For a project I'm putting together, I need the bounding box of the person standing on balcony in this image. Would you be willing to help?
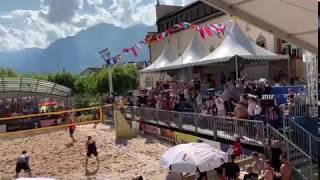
[215,94,225,116]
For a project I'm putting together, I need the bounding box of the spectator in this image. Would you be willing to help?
[166,166,182,180]
[270,140,282,172]
[234,102,248,119]
[253,100,262,120]
[215,166,226,180]
[215,94,226,116]
[259,160,275,180]
[222,154,240,180]
[243,165,258,180]
[196,93,203,113]
[248,96,257,120]
[263,82,272,94]
[252,152,264,174]
[279,153,292,180]
[231,135,242,158]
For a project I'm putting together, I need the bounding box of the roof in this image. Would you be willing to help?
[200,0,318,55]
[0,77,72,97]
[79,67,101,75]
[188,21,288,66]
[157,1,203,22]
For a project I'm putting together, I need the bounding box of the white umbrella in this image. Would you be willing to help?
[160,143,227,173]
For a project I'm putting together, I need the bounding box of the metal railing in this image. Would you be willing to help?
[283,119,319,163]
[124,106,318,179]
[124,106,265,146]
[266,124,317,180]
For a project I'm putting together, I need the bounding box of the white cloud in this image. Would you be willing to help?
[42,0,82,23]
[0,0,196,52]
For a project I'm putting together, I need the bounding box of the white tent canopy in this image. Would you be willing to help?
[201,0,318,55]
[140,39,179,73]
[188,22,288,66]
[167,32,210,70]
[141,32,208,73]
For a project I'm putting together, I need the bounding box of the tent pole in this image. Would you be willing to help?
[235,56,239,80]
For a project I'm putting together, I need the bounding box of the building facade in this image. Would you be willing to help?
[140,1,306,88]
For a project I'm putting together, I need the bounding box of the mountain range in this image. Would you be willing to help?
[0,24,155,73]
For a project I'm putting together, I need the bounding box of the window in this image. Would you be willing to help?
[191,9,197,20]
[205,6,212,15]
[256,34,267,49]
[185,12,189,21]
[199,6,205,17]
[181,13,186,22]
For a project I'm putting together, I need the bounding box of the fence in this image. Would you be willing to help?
[124,106,317,179]
[283,119,319,163]
[266,124,317,180]
[124,106,265,146]
[0,106,103,136]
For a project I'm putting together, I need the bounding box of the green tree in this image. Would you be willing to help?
[0,68,18,77]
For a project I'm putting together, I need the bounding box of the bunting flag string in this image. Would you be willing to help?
[105,54,122,66]
[112,22,226,64]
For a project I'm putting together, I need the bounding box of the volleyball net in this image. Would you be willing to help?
[0,106,103,135]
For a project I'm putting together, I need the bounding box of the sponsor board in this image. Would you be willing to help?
[173,132,198,144]
[144,124,160,135]
[0,124,6,133]
[159,128,174,142]
[40,119,57,127]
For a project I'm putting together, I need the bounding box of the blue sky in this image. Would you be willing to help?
[0,0,195,52]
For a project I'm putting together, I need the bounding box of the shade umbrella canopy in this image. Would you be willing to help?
[201,0,318,55]
[160,143,227,173]
[189,22,288,66]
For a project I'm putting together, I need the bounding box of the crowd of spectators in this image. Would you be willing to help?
[0,97,39,118]
[127,76,303,126]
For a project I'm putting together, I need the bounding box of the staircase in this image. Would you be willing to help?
[266,124,318,180]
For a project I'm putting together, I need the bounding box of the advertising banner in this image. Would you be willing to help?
[173,132,198,144]
[40,119,57,127]
[271,86,304,104]
[144,124,160,135]
[159,128,174,142]
[0,124,6,133]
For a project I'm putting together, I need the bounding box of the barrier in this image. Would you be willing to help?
[266,125,316,180]
[124,106,265,147]
[0,106,103,136]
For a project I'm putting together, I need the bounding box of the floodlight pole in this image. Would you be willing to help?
[99,48,113,96]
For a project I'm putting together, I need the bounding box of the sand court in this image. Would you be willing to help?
[0,124,169,180]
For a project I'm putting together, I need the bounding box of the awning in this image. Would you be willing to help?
[140,39,179,73]
[201,0,318,55]
[188,22,289,66]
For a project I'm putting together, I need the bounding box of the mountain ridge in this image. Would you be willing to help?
[0,23,155,73]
